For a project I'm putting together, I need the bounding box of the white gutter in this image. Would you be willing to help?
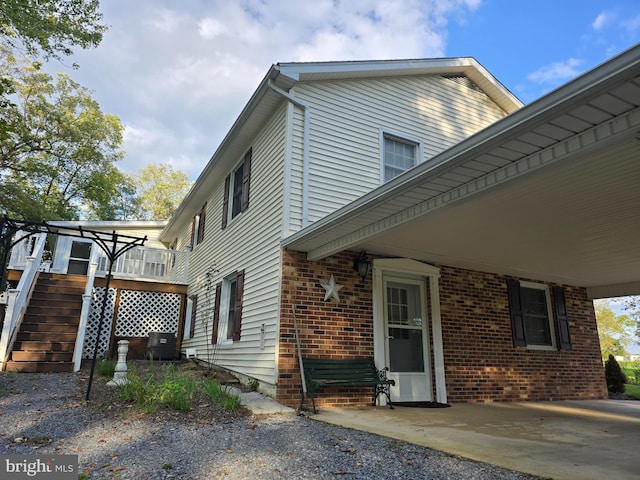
[267,79,311,227]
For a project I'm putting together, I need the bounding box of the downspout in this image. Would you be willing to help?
[267,79,311,227]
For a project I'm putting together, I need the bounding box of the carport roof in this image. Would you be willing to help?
[282,44,640,299]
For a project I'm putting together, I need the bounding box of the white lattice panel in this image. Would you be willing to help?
[83,287,116,359]
[115,290,180,337]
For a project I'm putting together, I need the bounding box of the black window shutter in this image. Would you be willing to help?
[507,279,526,346]
[222,174,230,229]
[241,148,252,212]
[212,282,222,344]
[233,270,245,341]
[553,286,572,350]
[197,202,207,243]
[189,295,197,338]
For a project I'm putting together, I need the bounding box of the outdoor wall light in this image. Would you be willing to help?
[353,250,371,282]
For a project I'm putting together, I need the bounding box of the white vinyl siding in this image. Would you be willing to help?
[180,104,287,386]
[287,74,507,226]
[177,71,509,389]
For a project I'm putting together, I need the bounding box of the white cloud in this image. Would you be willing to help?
[592,11,611,31]
[527,58,583,84]
[40,0,484,181]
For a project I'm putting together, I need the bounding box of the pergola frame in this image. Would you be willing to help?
[0,216,147,399]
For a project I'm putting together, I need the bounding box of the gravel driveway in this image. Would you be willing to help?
[0,371,544,479]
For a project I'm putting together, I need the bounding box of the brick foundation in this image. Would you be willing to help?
[277,251,607,409]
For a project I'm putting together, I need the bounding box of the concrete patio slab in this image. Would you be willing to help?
[313,400,640,480]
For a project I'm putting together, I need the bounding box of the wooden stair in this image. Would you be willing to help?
[4,273,87,373]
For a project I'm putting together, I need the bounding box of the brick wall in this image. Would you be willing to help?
[278,250,375,409]
[277,250,607,409]
[439,266,607,402]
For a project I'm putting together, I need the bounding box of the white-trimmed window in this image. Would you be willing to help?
[211,270,245,345]
[190,202,207,248]
[222,148,252,228]
[381,132,420,182]
[507,280,559,350]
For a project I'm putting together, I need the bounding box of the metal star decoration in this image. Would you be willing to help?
[321,274,343,302]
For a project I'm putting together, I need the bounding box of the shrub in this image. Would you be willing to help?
[604,354,627,393]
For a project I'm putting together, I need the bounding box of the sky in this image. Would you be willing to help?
[48,0,640,182]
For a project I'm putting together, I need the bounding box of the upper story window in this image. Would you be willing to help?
[507,280,572,350]
[382,133,420,182]
[190,202,207,248]
[222,147,252,228]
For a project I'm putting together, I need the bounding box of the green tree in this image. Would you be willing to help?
[0,50,126,220]
[133,163,192,220]
[0,0,106,62]
[622,296,640,338]
[595,300,635,360]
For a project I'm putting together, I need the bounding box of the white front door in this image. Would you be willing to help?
[383,275,432,402]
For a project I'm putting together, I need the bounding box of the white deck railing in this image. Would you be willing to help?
[0,232,47,369]
[95,246,189,284]
[7,234,189,284]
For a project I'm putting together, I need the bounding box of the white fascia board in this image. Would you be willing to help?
[277,57,478,78]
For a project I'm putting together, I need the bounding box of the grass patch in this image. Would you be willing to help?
[116,364,241,414]
[619,361,640,385]
[624,383,640,399]
[200,378,242,412]
[96,358,116,378]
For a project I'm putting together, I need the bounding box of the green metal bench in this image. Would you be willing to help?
[300,357,395,413]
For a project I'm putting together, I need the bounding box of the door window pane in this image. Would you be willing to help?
[387,282,422,326]
[68,241,91,275]
[389,328,424,372]
[70,241,91,259]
